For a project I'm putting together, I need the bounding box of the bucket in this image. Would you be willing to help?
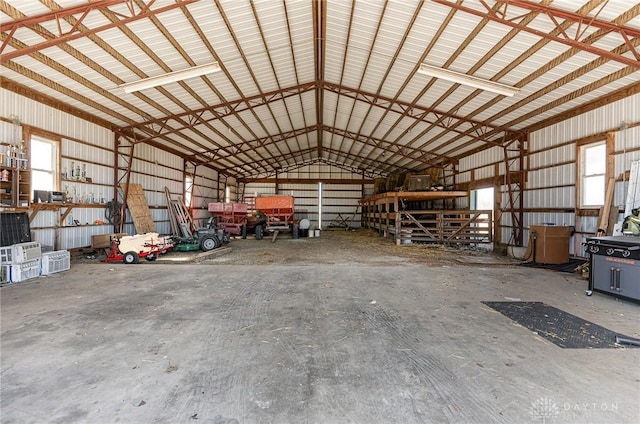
[314,229,320,238]
[308,229,314,238]
[300,228,309,238]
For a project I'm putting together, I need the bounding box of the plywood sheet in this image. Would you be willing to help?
[121,183,155,234]
[91,233,128,249]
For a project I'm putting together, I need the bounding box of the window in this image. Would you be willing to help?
[470,187,493,231]
[184,176,193,207]
[580,142,606,207]
[30,135,59,194]
[470,187,494,211]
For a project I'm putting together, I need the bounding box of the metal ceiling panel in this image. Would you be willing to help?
[2,0,638,177]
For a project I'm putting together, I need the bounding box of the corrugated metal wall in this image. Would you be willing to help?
[1,90,124,250]
[244,164,371,230]
[4,85,638,253]
[188,167,223,228]
[1,89,224,249]
[459,93,640,256]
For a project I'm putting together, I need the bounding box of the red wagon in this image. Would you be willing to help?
[254,195,295,240]
[208,202,249,237]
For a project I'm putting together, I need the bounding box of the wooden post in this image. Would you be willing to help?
[596,177,615,236]
[394,193,401,246]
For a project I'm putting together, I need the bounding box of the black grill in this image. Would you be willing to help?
[585,236,640,260]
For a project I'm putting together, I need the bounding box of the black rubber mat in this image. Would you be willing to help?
[482,301,637,349]
[520,258,586,273]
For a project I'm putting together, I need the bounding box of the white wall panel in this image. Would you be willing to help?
[245,170,368,230]
[463,93,640,251]
[1,89,195,248]
[527,163,575,189]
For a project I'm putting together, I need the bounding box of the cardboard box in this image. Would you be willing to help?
[91,233,129,249]
[527,225,572,264]
[407,175,432,191]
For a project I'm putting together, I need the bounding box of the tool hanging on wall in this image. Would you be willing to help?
[105,200,122,227]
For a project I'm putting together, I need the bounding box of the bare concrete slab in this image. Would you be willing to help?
[1,230,639,423]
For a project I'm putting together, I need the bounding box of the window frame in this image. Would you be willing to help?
[184,175,193,207]
[576,133,614,212]
[27,128,61,198]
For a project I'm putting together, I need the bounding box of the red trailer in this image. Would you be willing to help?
[208,201,249,237]
[254,195,295,240]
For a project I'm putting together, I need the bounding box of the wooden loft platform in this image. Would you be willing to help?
[361,190,468,205]
[360,191,493,246]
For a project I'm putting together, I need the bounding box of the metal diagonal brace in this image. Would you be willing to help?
[431,0,640,69]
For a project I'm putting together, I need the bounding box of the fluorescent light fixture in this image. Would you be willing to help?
[418,63,519,97]
[120,62,221,93]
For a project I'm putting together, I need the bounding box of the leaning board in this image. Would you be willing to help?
[120,183,156,234]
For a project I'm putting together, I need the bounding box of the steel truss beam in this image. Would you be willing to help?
[229,147,391,180]
[320,125,453,171]
[239,157,384,182]
[186,125,318,165]
[188,122,451,172]
[1,0,198,62]
[432,0,640,69]
[121,82,317,142]
[322,81,523,147]
[117,81,519,175]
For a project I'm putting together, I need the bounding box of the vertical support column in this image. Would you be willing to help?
[318,181,323,230]
[494,163,502,245]
[606,132,615,181]
[518,136,527,245]
[113,132,120,205]
[451,161,458,210]
[361,170,366,227]
[503,135,527,246]
[113,131,135,234]
[394,193,401,246]
[216,173,221,202]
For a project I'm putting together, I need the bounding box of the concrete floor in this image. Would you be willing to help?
[1,229,639,423]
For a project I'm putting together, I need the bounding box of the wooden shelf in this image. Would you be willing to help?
[1,165,30,208]
[361,190,468,204]
[29,202,108,224]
